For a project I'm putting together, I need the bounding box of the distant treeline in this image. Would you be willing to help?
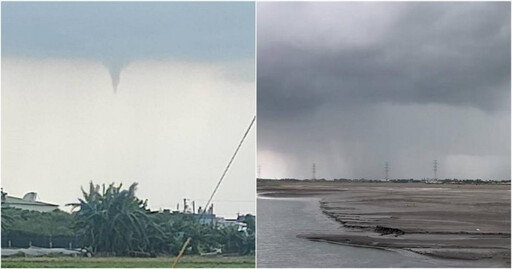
[257,178,511,184]
[1,207,77,249]
[1,182,255,257]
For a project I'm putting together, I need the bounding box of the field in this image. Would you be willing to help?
[1,255,255,268]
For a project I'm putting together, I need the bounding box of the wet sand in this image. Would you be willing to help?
[258,181,511,265]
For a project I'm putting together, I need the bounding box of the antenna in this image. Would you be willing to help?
[312,163,316,180]
[385,161,389,181]
[433,160,438,180]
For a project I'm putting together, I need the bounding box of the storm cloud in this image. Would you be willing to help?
[2,2,256,217]
[2,2,255,91]
[257,2,510,180]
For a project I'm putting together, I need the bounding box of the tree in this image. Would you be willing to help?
[1,208,14,232]
[69,181,255,256]
[70,182,156,256]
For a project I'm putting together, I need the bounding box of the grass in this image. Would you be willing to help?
[1,255,255,268]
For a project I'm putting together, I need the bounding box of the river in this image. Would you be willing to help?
[257,196,503,268]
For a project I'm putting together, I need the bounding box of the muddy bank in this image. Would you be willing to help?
[298,233,510,262]
[258,181,511,265]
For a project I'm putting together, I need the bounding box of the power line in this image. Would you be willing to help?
[385,161,389,180]
[173,115,256,267]
[201,115,256,217]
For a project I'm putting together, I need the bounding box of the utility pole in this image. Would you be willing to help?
[312,163,316,180]
[183,198,189,213]
[385,161,389,181]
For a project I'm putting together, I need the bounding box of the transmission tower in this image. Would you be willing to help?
[312,163,316,180]
[385,161,389,181]
[433,160,438,180]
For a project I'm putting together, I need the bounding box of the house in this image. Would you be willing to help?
[1,189,59,212]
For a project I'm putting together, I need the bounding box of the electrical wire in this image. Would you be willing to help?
[200,115,256,217]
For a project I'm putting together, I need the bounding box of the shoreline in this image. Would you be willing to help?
[258,181,511,266]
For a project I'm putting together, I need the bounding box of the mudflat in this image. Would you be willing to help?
[258,181,511,265]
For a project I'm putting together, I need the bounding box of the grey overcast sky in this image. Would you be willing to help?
[2,2,255,217]
[2,2,255,90]
[257,2,510,180]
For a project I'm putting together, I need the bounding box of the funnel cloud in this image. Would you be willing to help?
[2,2,256,216]
[106,61,126,93]
[2,2,255,92]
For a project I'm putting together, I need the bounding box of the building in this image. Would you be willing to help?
[216,214,250,233]
[1,189,59,212]
[199,214,217,225]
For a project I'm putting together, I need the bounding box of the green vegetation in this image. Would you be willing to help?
[1,208,74,238]
[69,182,254,256]
[1,256,255,268]
[2,182,255,259]
[1,209,14,232]
[69,182,155,256]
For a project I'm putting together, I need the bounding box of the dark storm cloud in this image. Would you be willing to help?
[257,2,511,180]
[258,2,510,120]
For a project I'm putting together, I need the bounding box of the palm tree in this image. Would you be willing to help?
[70,182,155,256]
[69,181,255,256]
